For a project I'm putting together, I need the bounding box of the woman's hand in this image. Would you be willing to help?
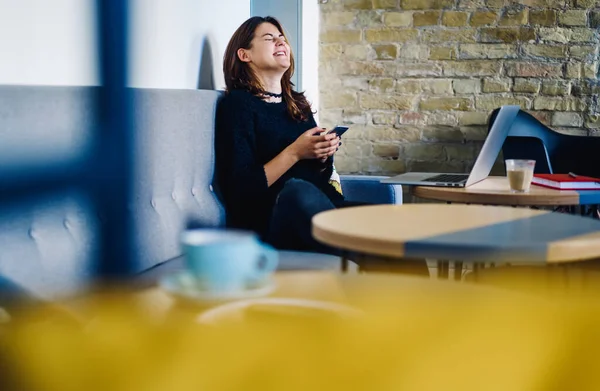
[264,127,341,187]
[319,130,342,163]
[286,127,340,161]
[319,138,341,163]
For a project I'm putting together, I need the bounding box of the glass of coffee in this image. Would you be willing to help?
[505,159,536,193]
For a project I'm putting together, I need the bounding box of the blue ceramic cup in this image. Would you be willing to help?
[181,229,278,293]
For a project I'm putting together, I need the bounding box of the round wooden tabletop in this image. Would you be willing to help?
[312,204,600,264]
[412,176,600,206]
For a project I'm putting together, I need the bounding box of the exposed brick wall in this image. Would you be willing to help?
[319,0,600,175]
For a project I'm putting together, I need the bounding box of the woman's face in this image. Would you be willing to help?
[239,22,291,73]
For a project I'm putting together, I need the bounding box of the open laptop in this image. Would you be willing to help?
[381,105,520,188]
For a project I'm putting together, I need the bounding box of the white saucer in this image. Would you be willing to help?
[158,270,276,305]
[197,298,364,326]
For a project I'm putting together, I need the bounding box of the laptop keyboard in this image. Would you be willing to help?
[422,174,469,183]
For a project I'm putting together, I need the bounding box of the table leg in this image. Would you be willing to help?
[562,263,570,289]
[354,254,429,277]
[341,255,348,273]
[437,261,449,279]
[472,263,480,282]
[356,253,365,273]
[454,262,463,281]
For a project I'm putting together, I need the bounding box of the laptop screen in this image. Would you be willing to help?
[465,105,520,187]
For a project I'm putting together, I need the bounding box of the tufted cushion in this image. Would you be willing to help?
[0,85,92,168]
[0,192,97,299]
[0,86,98,298]
[130,89,225,271]
[0,86,226,298]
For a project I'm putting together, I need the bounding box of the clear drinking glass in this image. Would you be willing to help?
[505,159,536,193]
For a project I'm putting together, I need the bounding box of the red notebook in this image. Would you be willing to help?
[532,174,600,190]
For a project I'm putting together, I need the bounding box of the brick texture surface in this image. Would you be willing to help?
[319,0,600,175]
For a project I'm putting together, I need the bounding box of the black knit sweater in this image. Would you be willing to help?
[214,89,344,238]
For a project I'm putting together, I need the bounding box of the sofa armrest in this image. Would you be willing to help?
[340,175,403,205]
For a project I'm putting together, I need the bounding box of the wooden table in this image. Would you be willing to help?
[412,176,600,206]
[312,204,600,280]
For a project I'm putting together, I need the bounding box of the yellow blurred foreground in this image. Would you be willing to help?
[3,270,600,390]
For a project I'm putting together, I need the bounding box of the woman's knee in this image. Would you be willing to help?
[276,179,333,213]
[281,178,318,193]
[278,179,318,203]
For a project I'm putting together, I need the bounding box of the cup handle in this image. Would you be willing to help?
[251,243,278,280]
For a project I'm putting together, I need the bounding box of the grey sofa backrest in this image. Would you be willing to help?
[131,88,225,270]
[0,86,225,298]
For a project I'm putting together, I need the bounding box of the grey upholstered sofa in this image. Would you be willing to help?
[0,86,403,299]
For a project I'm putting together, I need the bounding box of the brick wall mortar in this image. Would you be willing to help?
[319,0,600,175]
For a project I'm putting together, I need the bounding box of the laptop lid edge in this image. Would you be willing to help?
[465,105,520,187]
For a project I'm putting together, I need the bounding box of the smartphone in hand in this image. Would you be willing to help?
[324,125,349,138]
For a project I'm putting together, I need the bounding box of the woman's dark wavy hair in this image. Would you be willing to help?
[223,16,312,122]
